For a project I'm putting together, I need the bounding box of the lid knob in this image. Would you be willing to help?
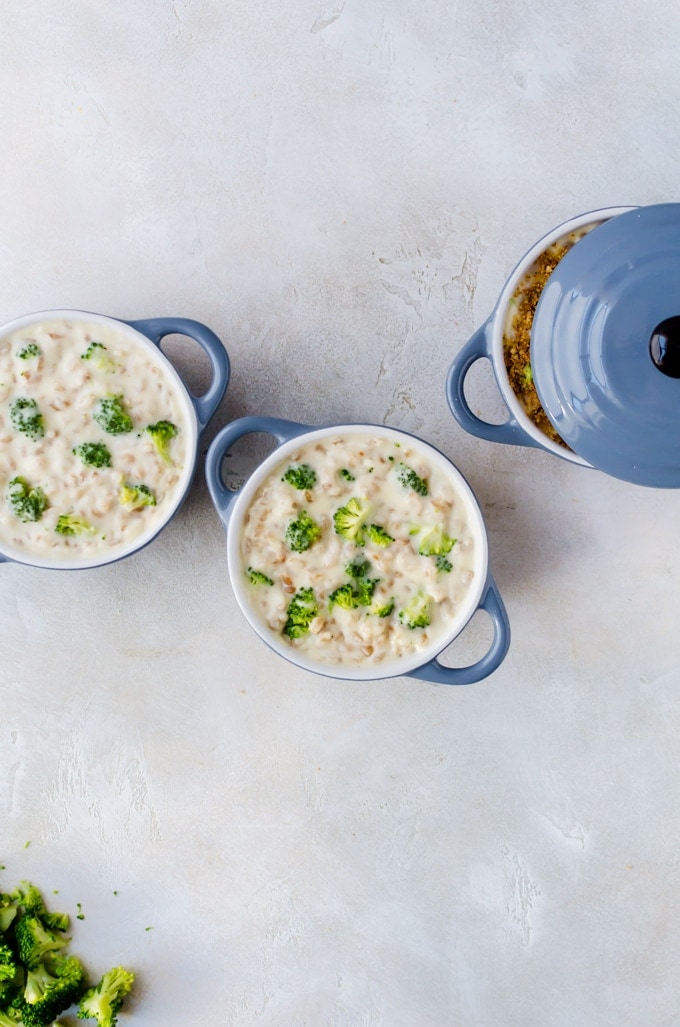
[650,316,680,379]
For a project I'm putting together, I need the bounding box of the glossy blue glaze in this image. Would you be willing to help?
[531,204,680,487]
[127,316,230,433]
[446,320,543,449]
[408,575,510,686]
[205,416,510,686]
[0,311,230,568]
[205,415,310,519]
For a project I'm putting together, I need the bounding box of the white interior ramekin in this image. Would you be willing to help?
[225,423,490,682]
[489,206,636,464]
[0,309,198,570]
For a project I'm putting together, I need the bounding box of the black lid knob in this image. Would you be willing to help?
[650,316,680,378]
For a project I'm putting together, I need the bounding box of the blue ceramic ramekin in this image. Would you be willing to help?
[446,207,634,464]
[0,309,229,569]
[205,416,510,685]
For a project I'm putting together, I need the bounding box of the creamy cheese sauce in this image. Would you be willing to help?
[0,318,189,562]
[239,432,480,668]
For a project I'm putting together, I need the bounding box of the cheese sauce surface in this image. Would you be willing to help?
[0,318,189,562]
[239,432,482,669]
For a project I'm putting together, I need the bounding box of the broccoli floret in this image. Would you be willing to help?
[395,462,428,496]
[435,555,452,573]
[327,583,356,611]
[93,395,133,435]
[55,514,96,537]
[332,500,392,548]
[282,587,318,639]
[418,526,456,557]
[345,558,370,578]
[145,420,178,465]
[6,478,49,523]
[11,883,68,933]
[281,464,317,490]
[14,916,68,969]
[363,523,394,546]
[77,966,134,1027]
[17,343,41,360]
[398,591,432,629]
[284,511,322,552]
[119,482,156,509]
[10,399,44,440]
[81,341,105,360]
[23,956,85,1027]
[73,442,112,469]
[339,468,355,481]
[353,578,379,606]
[246,567,274,586]
[372,599,395,618]
[81,342,117,372]
[0,882,135,1027]
[0,944,18,987]
[0,1004,24,1027]
[332,497,369,543]
[328,578,379,610]
[0,895,18,934]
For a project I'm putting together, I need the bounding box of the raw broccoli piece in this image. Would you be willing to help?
[93,395,133,435]
[332,497,369,543]
[246,567,274,586]
[0,894,18,934]
[14,915,68,969]
[6,478,49,523]
[145,420,178,465]
[281,464,317,490]
[17,343,41,360]
[11,883,68,933]
[417,526,456,557]
[345,558,370,578]
[77,966,135,1027]
[339,468,355,481]
[363,523,394,546]
[55,514,96,537]
[0,1000,25,1027]
[73,442,112,469]
[23,956,85,1027]
[395,462,428,496]
[372,599,395,618]
[398,591,432,629]
[119,482,156,509]
[81,342,118,372]
[282,587,318,639]
[10,399,44,440]
[435,555,452,573]
[284,511,322,552]
[0,944,18,987]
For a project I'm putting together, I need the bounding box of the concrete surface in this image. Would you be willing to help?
[2,1,680,1024]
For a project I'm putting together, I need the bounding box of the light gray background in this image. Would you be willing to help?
[2,2,680,1025]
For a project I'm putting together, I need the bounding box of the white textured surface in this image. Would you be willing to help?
[2,2,680,1025]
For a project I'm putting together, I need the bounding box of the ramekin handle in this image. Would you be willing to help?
[408,574,510,685]
[446,320,540,448]
[205,416,310,523]
[126,317,230,434]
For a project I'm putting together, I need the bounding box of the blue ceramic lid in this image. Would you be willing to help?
[531,203,680,487]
